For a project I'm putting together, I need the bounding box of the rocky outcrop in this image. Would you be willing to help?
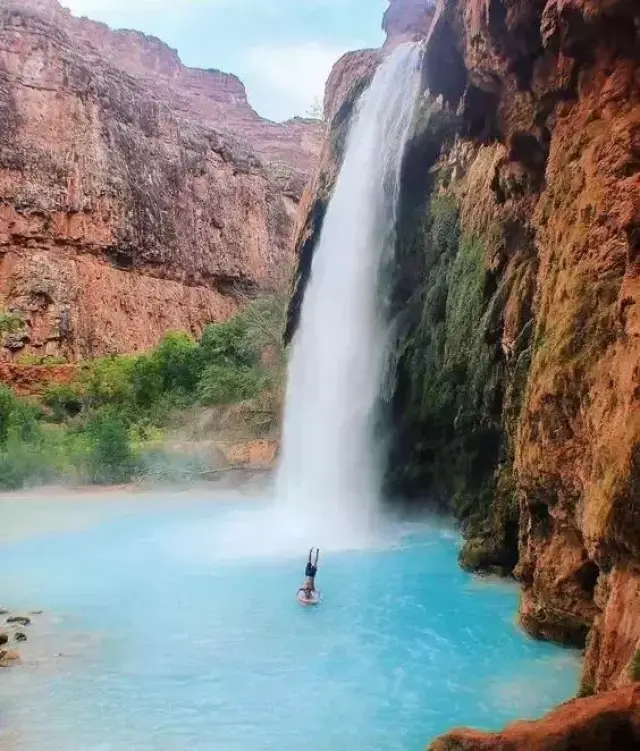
[0,361,76,395]
[289,0,640,699]
[383,0,436,45]
[0,0,322,360]
[426,0,639,696]
[428,684,640,750]
[0,608,40,668]
[0,648,21,667]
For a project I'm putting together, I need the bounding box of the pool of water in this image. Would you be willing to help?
[0,489,580,750]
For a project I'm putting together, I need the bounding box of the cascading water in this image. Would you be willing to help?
[276,44,423,547]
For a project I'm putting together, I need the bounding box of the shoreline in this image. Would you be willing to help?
[0,466,274,501]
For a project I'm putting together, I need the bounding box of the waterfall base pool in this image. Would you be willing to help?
[0,489,580,750]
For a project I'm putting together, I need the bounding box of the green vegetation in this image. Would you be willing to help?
[577,676,596,698]
[0,309,23,336]
[16,354,69,366]
[387,189,522,573]
[0,299,285,491]
[85,409,138,485]
[630,650,640,683]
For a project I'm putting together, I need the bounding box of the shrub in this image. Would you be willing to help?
[43,384,83,422]
[84,409,139,485]
[152,332,200,392]
[127,332,200,410]
[197,364,268,406]
[0,387,40,444]
[0,385,15,447]
[0,439,43,490]
[0,420,85,490]
[199,318,258,369]
[0,309,23,336]
[9,399,43,444]
[80,356,136,407]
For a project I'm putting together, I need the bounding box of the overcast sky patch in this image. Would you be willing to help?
[61,0,387,121]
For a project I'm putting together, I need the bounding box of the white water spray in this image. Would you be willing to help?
[275,44,423,548]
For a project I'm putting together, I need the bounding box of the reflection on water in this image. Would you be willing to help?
[0,490,580,751]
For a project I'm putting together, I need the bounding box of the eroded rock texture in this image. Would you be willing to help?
[429,684,640,751]
[0,0,323,359]
[289,0,640,699]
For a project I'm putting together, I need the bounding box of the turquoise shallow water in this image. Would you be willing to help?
[0,490,580,750]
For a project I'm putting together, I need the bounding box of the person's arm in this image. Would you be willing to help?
[314,549,320,567]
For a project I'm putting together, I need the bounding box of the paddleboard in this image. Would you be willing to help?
[296,589,321,606]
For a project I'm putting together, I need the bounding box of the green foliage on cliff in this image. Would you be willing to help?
[630,650,640,682]
[0,309,23,336]
[388,189,518,572]
[0,299,283,491]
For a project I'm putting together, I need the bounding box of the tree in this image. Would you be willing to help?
[0,385,15,448]
[305,97,324,120]
[86,409,138,484]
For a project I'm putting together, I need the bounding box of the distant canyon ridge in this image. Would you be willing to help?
[0,0,324,360]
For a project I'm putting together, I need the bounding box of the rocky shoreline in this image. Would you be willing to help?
[0,609,42,668]
[429,684,640,750]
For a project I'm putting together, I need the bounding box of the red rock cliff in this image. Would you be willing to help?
[429,684,640,751]
[0,0,323,359]
[423,0,639,698]
[289,0,640,723]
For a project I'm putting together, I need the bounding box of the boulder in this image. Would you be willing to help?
[6,616,32,627]
[0,649,22,667]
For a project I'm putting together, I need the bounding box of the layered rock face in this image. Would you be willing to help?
[0,0,323,360]
[289,0,640,708]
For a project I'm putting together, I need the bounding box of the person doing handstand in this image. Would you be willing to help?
[300,547,320,600]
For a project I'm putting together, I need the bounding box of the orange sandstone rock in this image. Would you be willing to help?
[0,0,322,360]
[0,361,77,397]
[428,684,640,750]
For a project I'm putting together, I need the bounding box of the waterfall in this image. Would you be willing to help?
[276,44,423,547]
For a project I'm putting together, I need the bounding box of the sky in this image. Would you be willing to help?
[61,0,388,122]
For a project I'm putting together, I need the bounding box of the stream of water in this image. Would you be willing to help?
[276,44,423,544]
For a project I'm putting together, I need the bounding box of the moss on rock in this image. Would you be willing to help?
[387,141,529,574]
[630,650,640,683]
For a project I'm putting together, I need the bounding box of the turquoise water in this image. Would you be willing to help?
[0,490,580,750]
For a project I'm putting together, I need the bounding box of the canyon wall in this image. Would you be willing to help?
[290,0,639,703]
[0,0,323,360]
